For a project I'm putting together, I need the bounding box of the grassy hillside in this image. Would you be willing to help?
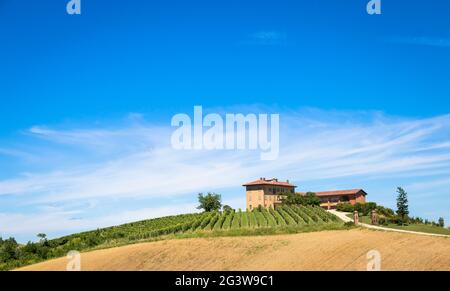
[1,205,344,270]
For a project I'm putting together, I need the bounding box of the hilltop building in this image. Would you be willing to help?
[243,178,367,210]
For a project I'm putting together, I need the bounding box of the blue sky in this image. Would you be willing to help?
[0,0,450,242]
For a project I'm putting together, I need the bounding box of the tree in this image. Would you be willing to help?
[197,192,222,212]
[281,192,320,206]
[222,205,233,213]
[336,202,354,212]
[438,217,445,228]
[396,187,409,223]
[376,205,395,217]
[37,233,47,243]
[0,237,18,263]
[303,192,321,206]
[281,192,303,205]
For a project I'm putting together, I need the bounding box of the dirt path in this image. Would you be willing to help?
[328,210,450,238]
[17,229,450,271]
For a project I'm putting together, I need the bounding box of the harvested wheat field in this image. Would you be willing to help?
[18,229,450,271]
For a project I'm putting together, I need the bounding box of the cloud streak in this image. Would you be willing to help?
[390,36,450,48]
[242,30,288,46]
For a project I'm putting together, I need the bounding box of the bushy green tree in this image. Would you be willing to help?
[376,205,395,217]
[0,237,18,263]
[363,202,377,216]
[336,202,354,212]
[351,202,378,216]
[281,192,320,206]
[222,205,233,212]
[438,217,445,228]
[281,192,303,205]
[197,192,222,212]
[396,187,409,222]
[303,192,321,206]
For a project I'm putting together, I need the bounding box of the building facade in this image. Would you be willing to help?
[244,178,367,210]
[243,178,296,210]
[313,189,367,210]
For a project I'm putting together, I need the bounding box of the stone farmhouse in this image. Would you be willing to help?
[244,178,367,210]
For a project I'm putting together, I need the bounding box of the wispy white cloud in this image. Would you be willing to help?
[0,147,36,160]
[242,30,287,46]
[390,36,450,48]
[0,203,198,239]
[3,110,450,199]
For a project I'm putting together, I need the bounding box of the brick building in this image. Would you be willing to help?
[244,178,367,210]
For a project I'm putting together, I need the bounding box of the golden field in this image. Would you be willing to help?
[17,229,450,271]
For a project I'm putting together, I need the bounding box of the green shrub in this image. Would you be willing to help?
[199,213,213,229]
[282,206,304,224]
[281,192,321,206]
[248,212,258,228]
[388,215,405,225]
[261,208,277,227]
[277,208,297,225]
[309,206,330,222]
[191,216,205,231]
[241,211,249,228]
[231,212,241,229]
[376,205,395,217]
[255,211,268,227]
[362,202,377,216]
[222,211,234,230]
[336,202,354,212]
[207,213,220,230]
[270,207,287,226]
[213,213,226,230]
[291,205,310,223]
[299,205,320,223]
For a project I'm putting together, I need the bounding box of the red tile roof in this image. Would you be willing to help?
[308,189,367,197]
[243,178,296,188]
